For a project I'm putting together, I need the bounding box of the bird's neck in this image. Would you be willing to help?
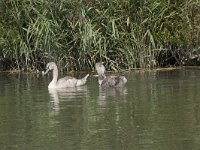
[48,66,58,88]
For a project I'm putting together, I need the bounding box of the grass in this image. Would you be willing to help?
[0,0,200,72]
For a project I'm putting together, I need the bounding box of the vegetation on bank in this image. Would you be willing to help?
[0,0,200,72]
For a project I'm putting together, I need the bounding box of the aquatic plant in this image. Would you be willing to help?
[0,0,199,71]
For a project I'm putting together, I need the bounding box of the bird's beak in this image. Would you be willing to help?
[42,69,50,76]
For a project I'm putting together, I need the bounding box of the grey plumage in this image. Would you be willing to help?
[43,62,89,89]
[95,62,127,87]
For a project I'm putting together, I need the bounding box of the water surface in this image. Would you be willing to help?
[0,69,200,150]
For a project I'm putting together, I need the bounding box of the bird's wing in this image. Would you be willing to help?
[57,76,77,87]
[102,75,120,87]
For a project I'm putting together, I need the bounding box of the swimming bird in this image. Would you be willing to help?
[43,62,89,89]
[95,62,127,87]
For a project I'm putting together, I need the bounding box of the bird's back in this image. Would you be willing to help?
[57,76,78,88]
[101,75,127,87]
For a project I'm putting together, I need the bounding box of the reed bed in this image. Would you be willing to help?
[0,0,199,71]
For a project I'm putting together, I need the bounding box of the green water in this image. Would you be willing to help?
[0,70,200,150]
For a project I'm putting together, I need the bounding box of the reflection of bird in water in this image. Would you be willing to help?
[43,62,89,88]
[98,87,128,106]
[95,62,127,87]
[48,86,88,115]
[99,86,128,97]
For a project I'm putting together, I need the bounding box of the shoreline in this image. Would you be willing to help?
[1,66,200,74]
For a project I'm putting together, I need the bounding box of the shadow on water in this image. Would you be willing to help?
[0,70,200,150]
